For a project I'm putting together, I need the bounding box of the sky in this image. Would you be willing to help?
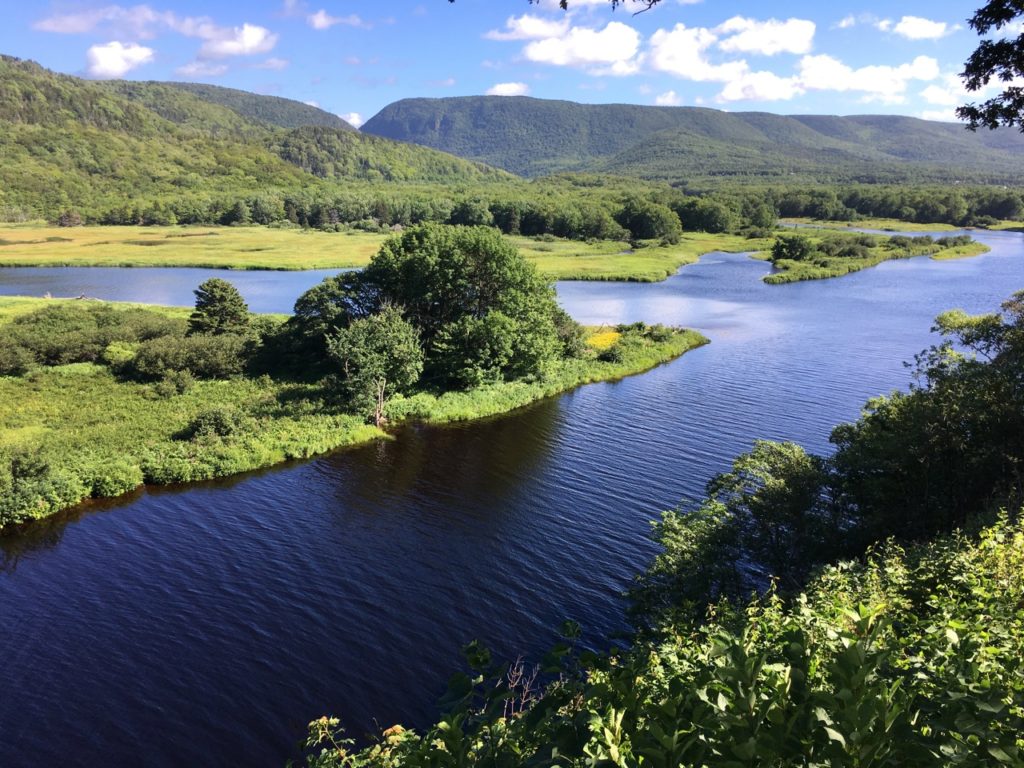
[0,1,1004,128]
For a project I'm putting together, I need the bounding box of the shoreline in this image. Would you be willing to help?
[0,318,707,532]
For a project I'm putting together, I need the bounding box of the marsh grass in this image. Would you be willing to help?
[0,225,773,282]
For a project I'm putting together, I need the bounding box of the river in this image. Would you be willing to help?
[1,230,1022,766]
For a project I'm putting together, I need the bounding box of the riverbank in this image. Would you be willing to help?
[758,233,990,284]
[0,299,706,529]
[0,224,770,282]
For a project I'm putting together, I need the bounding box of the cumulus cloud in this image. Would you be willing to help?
[716,16,815,56]
[196,23,277,58]
[487,81,530,96]
[36,5,280,64]
[485,14,568,41]
[648,24,747,82]
[176,60,228,77]
[307,10,368,30]
[523,21,642,75]
[799,53,939,102]
[86,40,154,78]
[919,108,958,122]
[891,15,956,40]
[339,111,364,128]
[719,70,803,101]
[655,90,682,106]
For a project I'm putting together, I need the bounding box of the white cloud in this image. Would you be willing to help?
[255,57,289,70]
[920,108,958,122]
[485,14,568,41]
[487,81,530,96]
[891,15,956,40]
[523,21,641,75]
[716,16,815,56]
[876,19,893,32]
[176,60,228,77]
[718,70,803,101]
[339,111,364,128]
[197,23,277,57]
[837,15,856,29]
[86,40,154,78]
[799,53,939,103]
[304,100,320,108]
[35,6,167,37]
[36,6,279,60]
[649,23,747,82]
[307,10,367,30]
[655,89,682,106]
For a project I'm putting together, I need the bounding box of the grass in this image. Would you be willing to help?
[780,217,962,233]
[0,300,705,528]
[387,327,707,425]
[0,224,384,270]
[515,232,773,282]
[762,235,990,284]
[930,241,991,261]
[0,225,771,282]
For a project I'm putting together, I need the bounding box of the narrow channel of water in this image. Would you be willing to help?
[1,230,1022,767]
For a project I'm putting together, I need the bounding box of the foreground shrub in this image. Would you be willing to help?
[131,333,251,380]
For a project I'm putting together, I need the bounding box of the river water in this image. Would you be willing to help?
[1,230,1022,766]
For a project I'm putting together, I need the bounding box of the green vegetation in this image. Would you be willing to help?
[302,291,1024,768]
[0,224,382,270]
[0,225,704,528]
[0,55,506,223]
[763,232,989,283]
[362,95,1024,184]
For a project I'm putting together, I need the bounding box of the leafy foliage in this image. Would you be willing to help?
[959,0,1024,130]
[328,305,424,426]
[188,278,251,336]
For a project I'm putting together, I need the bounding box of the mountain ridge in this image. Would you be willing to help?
[361,95,1024,184]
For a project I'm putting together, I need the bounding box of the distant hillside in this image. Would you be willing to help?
[0,56,508,219]
[157,82,354,130]
[362,96,1024,184]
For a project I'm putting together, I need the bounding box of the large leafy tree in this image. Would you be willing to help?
[328,304,424,427]
[959,1,1024,129]
[362,223,561,386]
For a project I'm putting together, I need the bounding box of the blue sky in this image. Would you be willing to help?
[0,1,999,127]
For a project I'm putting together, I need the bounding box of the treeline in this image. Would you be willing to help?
[62,177,780,246]
[763,184,1024,226]
[303,291,1024,766]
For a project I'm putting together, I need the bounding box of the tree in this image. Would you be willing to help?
[959,1,1024,129]
[188,278,250,336]
[328,305,424,427]
[362,223,561,386]
[770,233,814,262]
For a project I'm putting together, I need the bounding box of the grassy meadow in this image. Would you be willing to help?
[0,224,384,270]
[0,224,770,282]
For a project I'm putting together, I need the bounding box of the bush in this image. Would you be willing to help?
[88,460,144,498]
[181,406,250,440]
[131,333,250,380]
[0,342,36,376]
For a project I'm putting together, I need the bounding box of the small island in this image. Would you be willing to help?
[0,223,706,529]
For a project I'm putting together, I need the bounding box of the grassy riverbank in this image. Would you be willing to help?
[761,232,990,284]
[0,224,769,282]
[515,232,772,282]
[0,301,705,529]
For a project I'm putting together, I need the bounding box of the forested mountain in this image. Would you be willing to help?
[362,95,1024,184]
[0,56,507,220]
[155,82,354,130]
